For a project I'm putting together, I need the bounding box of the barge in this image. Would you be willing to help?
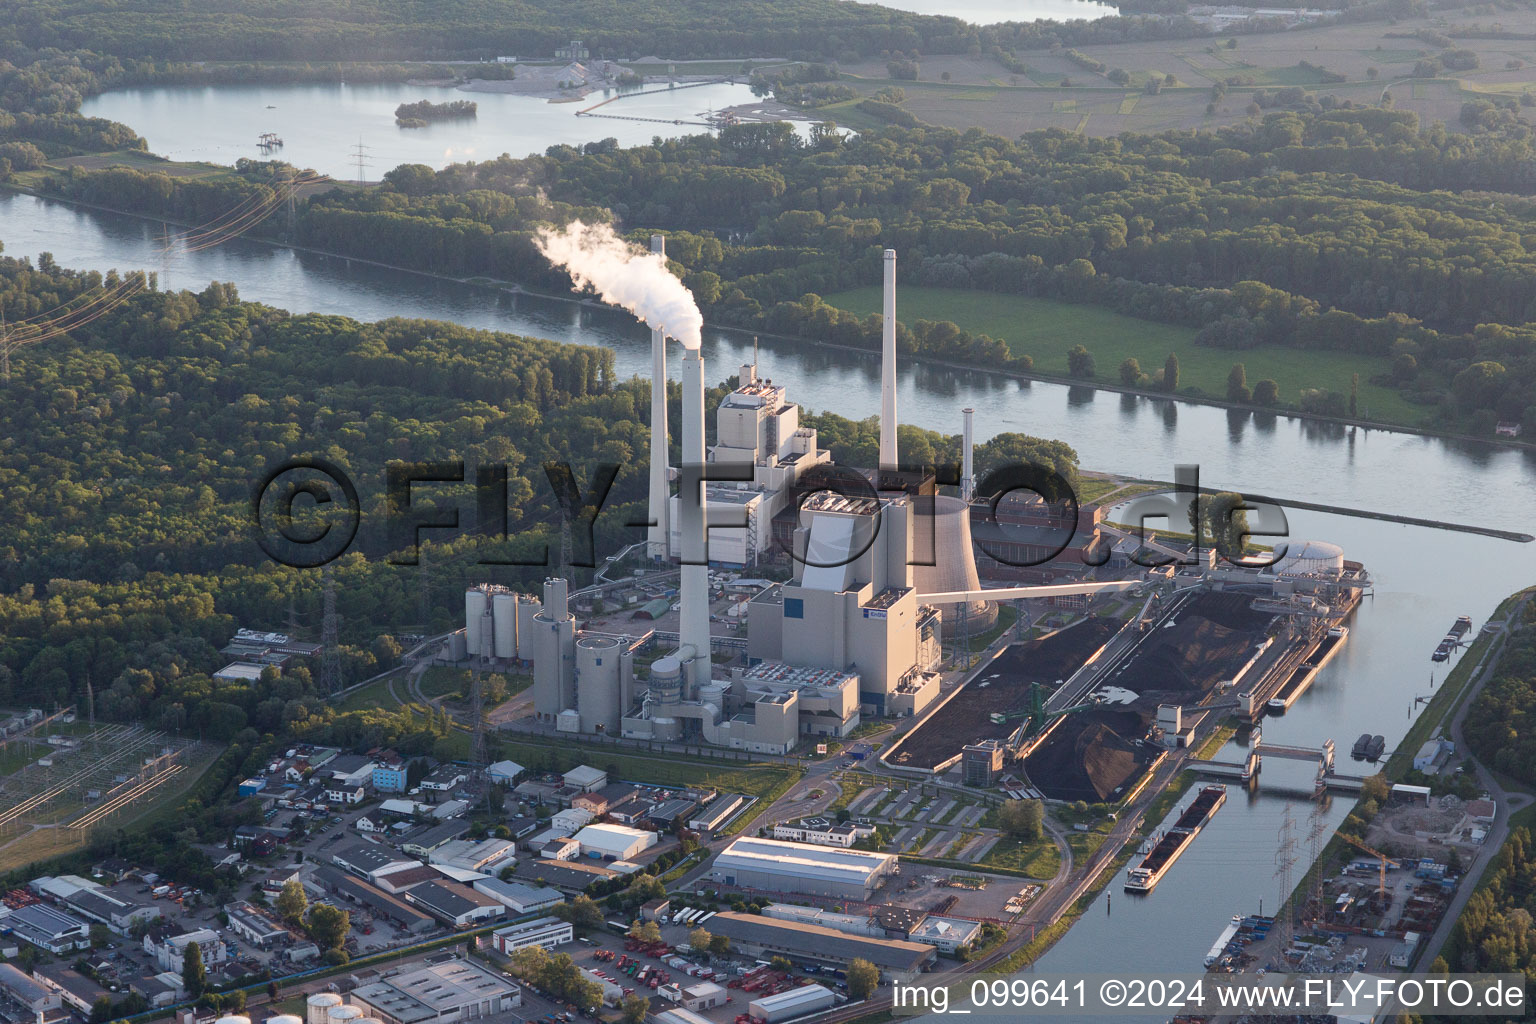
[1126,784,1227,893]
[1266,625,1348,713]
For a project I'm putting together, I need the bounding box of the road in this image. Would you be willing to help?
[1414,593,1532,969]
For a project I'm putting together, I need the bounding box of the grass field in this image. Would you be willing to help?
[979,835,1062,878]
[494,738,801,808]
[823,284,1419,426]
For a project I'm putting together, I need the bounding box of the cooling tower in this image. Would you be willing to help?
[532,577,576,718]
[914,493,997,637]
[880,249,898,469]
[492,591,517,659]
[464,587,487,658]
[307,994,342,1024]
[679,348,711,693]
[648,234,671,560]
[576,635,622,733]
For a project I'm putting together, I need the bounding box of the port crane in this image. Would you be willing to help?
[990,682,1104,754]
[1337,830,1395,900]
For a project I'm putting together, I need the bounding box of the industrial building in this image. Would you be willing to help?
[909,916,983,954]
[472,878,563,915]
[9,903,91,953]
[749,985,838,1024]
[147,929,225,973]
[772,817,869,847]
[0,962,62,1016]
[573,824,656,861]
[659,981,727,1011]
[709,837,897,899]
[348,958,520,1024]
[402,881,504,927]
[314,868,436,934]
[332,842,419,883]
[961,741,1004,788]
[705,912,935,977]
[490,916,573,954]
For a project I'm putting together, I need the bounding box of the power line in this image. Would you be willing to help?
[351,138,373,184]
[321,564,341,694]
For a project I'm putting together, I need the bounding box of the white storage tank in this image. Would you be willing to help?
[268,1014,303,1024]
[354,1017,385,1024]
[307,994,342,1024]
[576,635,622,733]
[328,1006,362,1024]
[648,656,683,706]
[465,587,488,658]
[215,1016,251,1024]
[493,591,518,659]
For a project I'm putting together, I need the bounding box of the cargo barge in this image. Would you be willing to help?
[1351,733,1385,761]
[1125,785,1227,893]
[1266,625,1348,713]
[1432,616,1474,662]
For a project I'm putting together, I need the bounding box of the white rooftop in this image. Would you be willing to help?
[714,837,894,884]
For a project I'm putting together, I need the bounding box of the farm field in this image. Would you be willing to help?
[826,9,1536,138]
[822,284,1418,425]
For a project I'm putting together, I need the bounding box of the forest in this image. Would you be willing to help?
[1462,605,1536,784]
[34,100,1536,431]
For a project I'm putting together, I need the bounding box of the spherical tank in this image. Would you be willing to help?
[465,587,487,657]
[912,494,997,637]
[307,994,342,1024]
[493,592,517,659]
[1273,539,1344,577]
[576,635,622,733]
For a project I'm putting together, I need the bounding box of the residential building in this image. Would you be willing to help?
[147,929,226,973]
[324,784,366,805]
[372,759,410,793]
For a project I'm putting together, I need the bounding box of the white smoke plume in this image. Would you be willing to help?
[534,220,703,350]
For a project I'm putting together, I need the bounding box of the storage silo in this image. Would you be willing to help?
[912,493,997,637]
[307,994,342,1024]
[648,655,683,706]
[354,1017,385,1024]
[465,586,488,658]
[532,578,576,719]
[516,595,539,660]
[493,591,518,660]
[328,1006,362,1024]
[576,636,622,733]
[215,1016,251,1024]
[267,1015,303,1024]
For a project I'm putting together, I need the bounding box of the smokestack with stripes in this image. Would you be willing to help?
[880,249,898,470]
[647,234,670,560]
[679,347,711,693]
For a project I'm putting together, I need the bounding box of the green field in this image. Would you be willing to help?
[979,835,1062,878]
[823,285,1419,426]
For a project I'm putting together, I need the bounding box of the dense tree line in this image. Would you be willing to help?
[1463,609,1536,783]
[1440,824,1536,1006]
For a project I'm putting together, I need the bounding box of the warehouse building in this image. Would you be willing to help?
[574,823,657,861]
[490,916,573,954]
[709,837,897,899]
[705,912,934,979]
[332,841,419,883]
[349,957,520,1024]
[315,868,435,934]
[10,903,91,953]
[689,794,748,832]
[659,981,726,1012]
[403,881,504,927]
[472,878,563,915]
[0,962,62,1016]
[749,985,838,1024]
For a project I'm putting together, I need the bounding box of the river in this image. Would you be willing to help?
[3,189,1534,1007]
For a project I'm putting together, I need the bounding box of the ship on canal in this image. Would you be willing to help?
[1125,784,1227,893]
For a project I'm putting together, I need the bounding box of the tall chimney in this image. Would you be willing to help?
[647,234,670,560]
[962,407,975,503]
[680,348,711,692]
[880,249,898,471]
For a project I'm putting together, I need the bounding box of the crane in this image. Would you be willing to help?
[1336,830,1394,899]
[990,682,1104,754]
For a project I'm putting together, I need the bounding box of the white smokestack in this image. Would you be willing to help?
[881,249,898,470]
[679,348,711,692]
[962,407,975,503]
[648,234,670,561]
[535,221,703,349]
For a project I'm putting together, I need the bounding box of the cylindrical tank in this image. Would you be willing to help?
[493,592,517,659]
[268,1014,302,1024]
[544,577,569,616]
[307,994,342,1024]
[1273,539,1344,578]
[465,587,488,657]
[648,656,683,706]
[516,597,539,661]
[698,682,727,709]
[328,1006,362,1024]
[354,1017,385,1024]
[913,494,997,638]
[651,716,681,742]
[215,1016,251,1024]
[576,636,622,733]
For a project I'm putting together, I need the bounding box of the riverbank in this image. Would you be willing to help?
[5,181,1534,457]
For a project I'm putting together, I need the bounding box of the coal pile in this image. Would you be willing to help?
[1112,592,1276,702]
[890,618,1123,771]
[1025,708,1149,802]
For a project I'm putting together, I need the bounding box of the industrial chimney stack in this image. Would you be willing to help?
[679,347,711,692]
[880,249,898,470]
[962,407,975,503]
[647,234,670,560]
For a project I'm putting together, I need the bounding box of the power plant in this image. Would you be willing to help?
[465,243,1139,754]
